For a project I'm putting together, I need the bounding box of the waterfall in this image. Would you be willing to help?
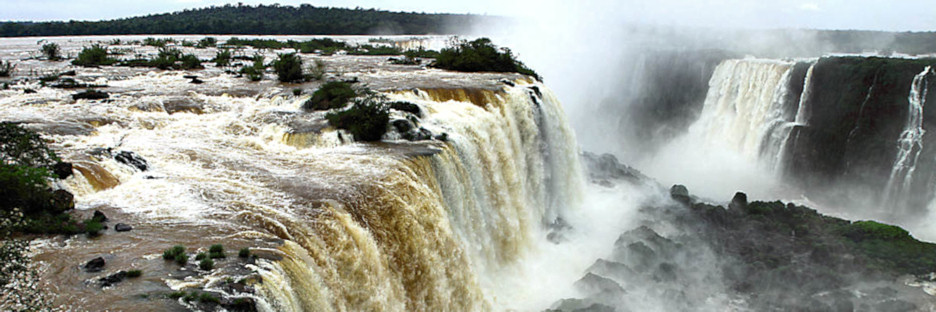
[250,80,584,311]
[690,59,797,168]
[883,66,932,208]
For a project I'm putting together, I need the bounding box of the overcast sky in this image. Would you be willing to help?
[1,0,934,32]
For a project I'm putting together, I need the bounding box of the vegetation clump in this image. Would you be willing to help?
[431,38,540,80]
[303,81,356,111]
[72,44,117,67]
[198,258,214,270]
[272,53,303,82]
[209,244,225,259]
[325,93,391,142]
[213,49,232,67]
[238,247,250,258]
[40,43,61,61]
[196,37,217,49]
[126,270,142,278]
[0,60,15,77]
[240,55,265,81]
[163,245,187,265]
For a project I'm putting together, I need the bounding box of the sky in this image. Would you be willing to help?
[1,0,935,32]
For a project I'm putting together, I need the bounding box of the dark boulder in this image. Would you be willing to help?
[403,128,433,141]
[23,89,37,94]
[53,162,73,179]
[72,90,109,100]
[92,210,107,222]
[222,297,259,312]
[99,270,127,287]
[50,189,75,213]
[389,101,422,117]
[84,257,106,272]
[670,185,690,204]
[114,223,132,232]
[392,119,415,133]
[729,192,748,210]
[114,151,148,171]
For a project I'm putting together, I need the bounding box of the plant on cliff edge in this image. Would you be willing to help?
[325,92,390,142]
[431,37,540,80]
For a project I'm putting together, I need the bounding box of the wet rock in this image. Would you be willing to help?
[873,299,916,312]
[581,152,647,184]
[652,262,678,282]
[392,119,415,133]
[53,162,73,179]
[72,90,109,100]
[84,257,106,272]
[586,259,635,283]
[190,77,204,84]
[434,132,448,141]
[574,273,626,298]
[114,223,132,232]
[60,70,77,76]
[162,97,204,114]
[99,270,127,287]
[670,184,690,204]
[403,127,433,141]
[221,297,258,312]
[499,79,516,87]
[23,88,37,94]
[389,101,422,117]
[50,189,75,213]
[114,151,148,171]
[93,210,107,222]
[621,242,655,270]
[729,192,748,210]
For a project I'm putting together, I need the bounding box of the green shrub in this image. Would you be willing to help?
[325,93,390,142]
[168,291,185,299]
[238,247,250,258]
[198,258,214,270]
[273,53,304,83]
[0,60,14,77]
[41,43,61,61]
[72,44,117,67]
[126,270,142,278]
[303,81,355,111]
[196,37,217,49]
[180,40,195,47]
[83,219,103,237]
[198,292,219,303]
[142,37,171,47]
[213,49,232,67]
[309,59,326,80]
[195,252,207,261]
[842,221,911,241]
[209,244,224,253]
[178,54,203,70]
[174,253,188,266]
[163,245,186,260]
[240,55,265,81]
[431,38,540,80]
[405,48,440,59]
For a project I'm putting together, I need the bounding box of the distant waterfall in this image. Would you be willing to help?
[690,59,798,169]
[883,66,932,208]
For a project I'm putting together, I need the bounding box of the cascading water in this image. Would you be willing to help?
[690,59,797,169]
[884,66,932,209]
[0,40,584,311]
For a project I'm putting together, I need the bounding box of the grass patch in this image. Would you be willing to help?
[163,245,186,265]
[238,247,250,258]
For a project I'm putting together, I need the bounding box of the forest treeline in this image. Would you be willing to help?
[0,4,494,37]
